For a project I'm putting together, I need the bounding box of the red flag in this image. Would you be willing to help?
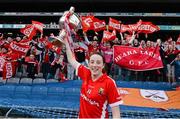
[108,17,121,31]
[20,24,36,39]
[120,24,131,33]
[19,38,32,45]
[113,46,163,71]
[81,15,94,32]
[0,56,5,71]
[128,19,142,32]
[3,61,16,80]
[32,20,44,33]
[9,41,30,56]
[137,21,160,34]
[102,30,116,42]
[93,17,106,32]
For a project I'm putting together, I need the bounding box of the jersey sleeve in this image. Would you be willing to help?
[107,80,123,107]
[76,64,91,81]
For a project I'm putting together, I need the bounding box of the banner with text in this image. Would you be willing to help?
[113,46,163,71]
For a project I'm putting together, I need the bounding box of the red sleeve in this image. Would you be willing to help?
[107,79,123,107]
[77,64,91,81]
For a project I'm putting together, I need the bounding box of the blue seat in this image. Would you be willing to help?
[7,77,20,84]
[65,87,80,95]
[47,87,64,100]
[72,80,82,87]
[33,78,46,84]
[20,78,33,85]
[64,87,80,101]
[46,79,59,83]
[14,85,31,98]
[31,86,48,99]
[0,77,7,84]
[0,85,16,98]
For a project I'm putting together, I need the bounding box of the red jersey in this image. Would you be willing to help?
[77,64,122,118]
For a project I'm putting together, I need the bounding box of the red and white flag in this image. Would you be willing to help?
[93,17,106,32]
[3,61,16,80]
[102,30,116,42]
[120,24,131,33]
[81,15,94,32]
[20,24,36,39]
[137,21,160,34]
[128,19,142,31]
[9,41,30,56]
[108,17,121,31]
[32,20,44,33]
[113,46,163,71]
[19,38,32,45]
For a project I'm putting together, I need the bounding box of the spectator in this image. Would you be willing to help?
[172,53,180,82]
[25,54,38,79]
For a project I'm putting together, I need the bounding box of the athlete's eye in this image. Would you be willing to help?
[90,60,94,64]
[96,60,102,64]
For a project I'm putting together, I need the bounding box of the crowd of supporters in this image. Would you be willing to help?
[0,30,179,83]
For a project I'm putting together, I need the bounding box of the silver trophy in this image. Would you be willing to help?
[59,6,81,30]
[51,6,81,47]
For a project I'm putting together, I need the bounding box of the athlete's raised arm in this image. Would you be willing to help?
[60,30,80,70]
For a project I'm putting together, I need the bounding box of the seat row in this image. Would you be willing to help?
[0,85,80,101]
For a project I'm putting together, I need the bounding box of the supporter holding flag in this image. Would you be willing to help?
[25,54,38,79]
[171,53,180,83]
[102,30,116,42]
[100,42,113,75]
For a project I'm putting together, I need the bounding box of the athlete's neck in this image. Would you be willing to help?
[91,73,103,82]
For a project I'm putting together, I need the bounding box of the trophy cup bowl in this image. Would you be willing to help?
[59,6,81,30]
[51,7,81,48]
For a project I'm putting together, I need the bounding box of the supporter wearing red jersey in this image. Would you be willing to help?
[62,30,122,118]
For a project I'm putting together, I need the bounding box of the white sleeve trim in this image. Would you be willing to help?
[75,63,81,76]
[109,100,123,107]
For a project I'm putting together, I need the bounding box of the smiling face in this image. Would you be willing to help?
[89,54,104,79]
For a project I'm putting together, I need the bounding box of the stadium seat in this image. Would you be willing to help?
[46,79,59,83]
[64,87,80,101]
[0,85,16,98]
[31,86,48,99]
[7,77,20,84]
[72,80,82,87]
[47,87,64,100]
[21,73,28,77]
[33,78,46,84]
[14,85,32,98]
[15,72,22,78]
[35,73,43,78]
[19,78,33,85]
[0,77,7,84]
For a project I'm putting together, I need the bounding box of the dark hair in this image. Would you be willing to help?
[89,52,105,64]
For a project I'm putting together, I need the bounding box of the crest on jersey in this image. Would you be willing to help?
[98,87,104,95]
